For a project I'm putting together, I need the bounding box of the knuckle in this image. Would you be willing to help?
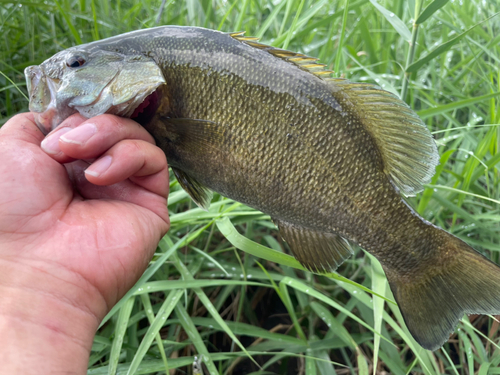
[120,139,143,156]
[97,114,126,132]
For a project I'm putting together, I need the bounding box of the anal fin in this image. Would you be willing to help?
[172,167,213,211]
[274,219,353,273]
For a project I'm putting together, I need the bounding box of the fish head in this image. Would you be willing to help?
[25,45,166,134]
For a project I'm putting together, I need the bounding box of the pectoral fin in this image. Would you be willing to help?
[274,219,353,273]
[160,117,226,153]
[158,118,225,210]
[172,167,213,210]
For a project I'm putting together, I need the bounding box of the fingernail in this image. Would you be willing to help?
[85,155,112,177]
[60,123,97,145]
[41,127,72,155]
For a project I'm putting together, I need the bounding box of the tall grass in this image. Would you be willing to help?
[1,0,500,374]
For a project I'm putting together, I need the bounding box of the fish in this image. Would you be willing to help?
[24,26,500,351]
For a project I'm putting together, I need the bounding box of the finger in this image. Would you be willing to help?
[66,160,170,224]
[84,139,169,197]
[42,114,156,163]
[39,113,88,161]
[0,113,45,145]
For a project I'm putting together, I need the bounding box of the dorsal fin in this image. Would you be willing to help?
[229,32,334,77]
[229,32,439,196]
[326,78,439,196]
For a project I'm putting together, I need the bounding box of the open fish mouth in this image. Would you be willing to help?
[129,89,161,126]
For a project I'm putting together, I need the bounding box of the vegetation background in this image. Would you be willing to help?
[1,0,500,374]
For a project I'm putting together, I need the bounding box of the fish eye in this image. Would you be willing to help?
[66,55,86,68]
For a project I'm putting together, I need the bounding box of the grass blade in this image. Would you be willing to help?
[282,0,306,50]
[256,1,287,39]
[417,92,500,119]
[53,0,83,44]
[369,255,387,375]
[369,0,411,41]
[310,301,356,349]
[139,294,169,372]
[171,251,260,368]
[175,303,219,375]
[90,0,100,41]
[334,0,350,77]
[216,217,304,269]
[127,290,184,375]
[108,296,135,375]
[407,12,499,73]
[415,0,448,24]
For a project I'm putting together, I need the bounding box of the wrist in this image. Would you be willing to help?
[0,313,93,374]
[0,255,106,373]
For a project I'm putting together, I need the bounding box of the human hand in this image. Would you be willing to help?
[0,113,169,373]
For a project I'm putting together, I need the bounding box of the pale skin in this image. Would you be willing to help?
[0,112,170,374]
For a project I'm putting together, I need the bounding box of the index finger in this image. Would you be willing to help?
[42,114,156,163]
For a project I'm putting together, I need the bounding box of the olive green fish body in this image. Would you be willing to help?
[25,26,500,351]
[125,28,431,272]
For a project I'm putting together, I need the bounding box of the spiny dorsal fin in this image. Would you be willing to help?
[172,167,213,211]
[274,219,353,273]
[327,78,439,196]
[228,31,246,37]
[229,32,334,78]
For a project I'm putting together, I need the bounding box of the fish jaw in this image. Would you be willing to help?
[25,49,166,134]
[25,65,76,134]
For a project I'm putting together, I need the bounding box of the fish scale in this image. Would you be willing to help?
[25,25,500,351]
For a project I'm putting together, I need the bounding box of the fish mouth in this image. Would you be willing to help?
[129,89,161,126]
[25,64,163,134]
[25,65,78,135]
[25,65,59,135]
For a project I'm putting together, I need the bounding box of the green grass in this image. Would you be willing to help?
[2,0,500,374]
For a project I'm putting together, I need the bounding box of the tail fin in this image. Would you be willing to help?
[384,234,500,351]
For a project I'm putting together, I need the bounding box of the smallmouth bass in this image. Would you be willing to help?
[25,26,500,351]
